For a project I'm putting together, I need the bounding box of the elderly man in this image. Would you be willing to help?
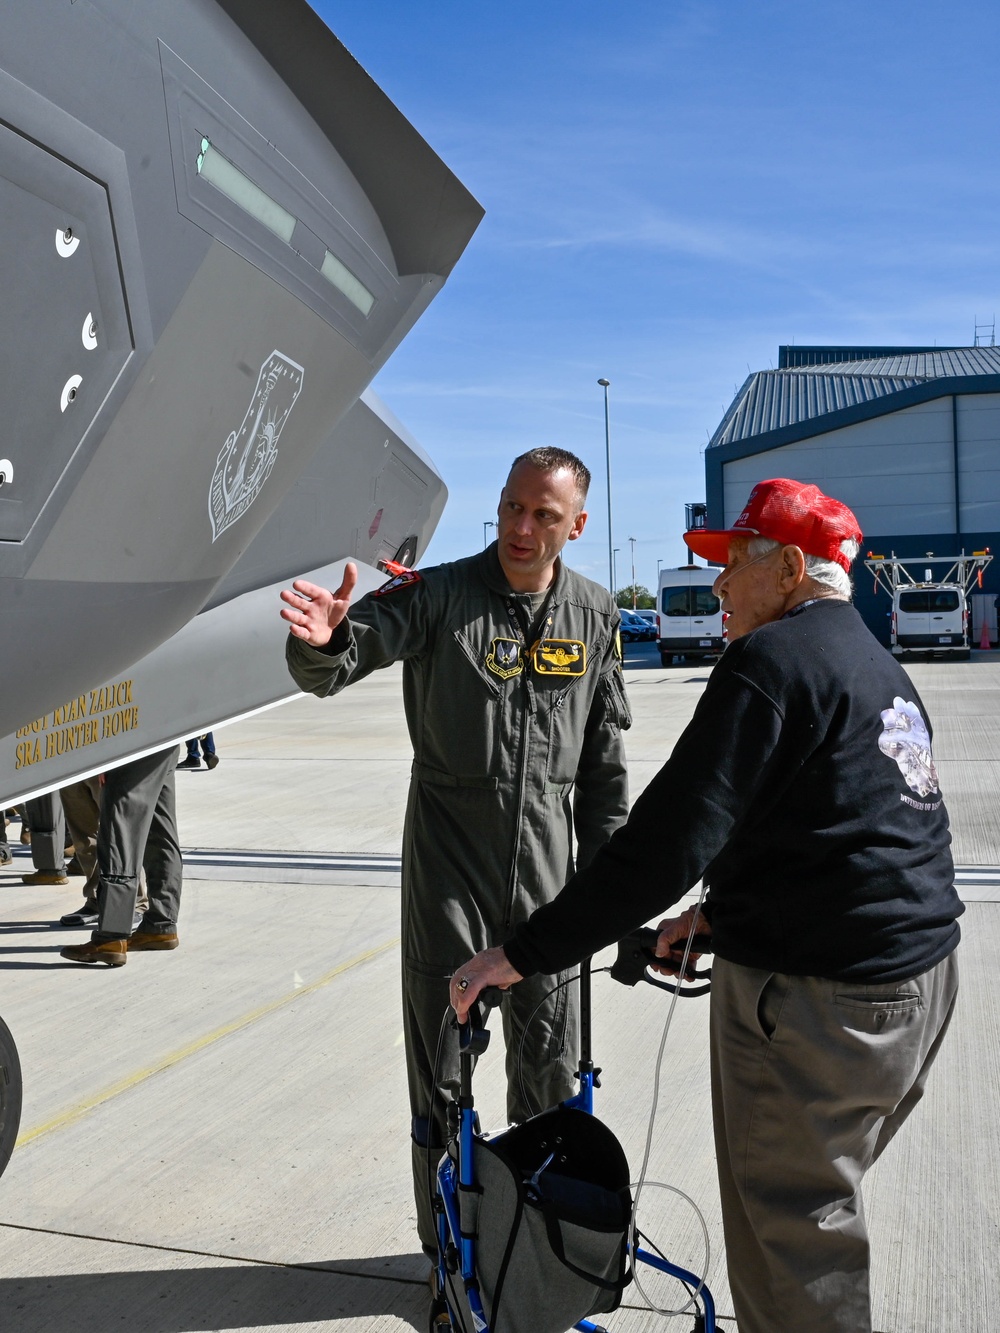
[453,477,962,1333]
[280,446,631,1256]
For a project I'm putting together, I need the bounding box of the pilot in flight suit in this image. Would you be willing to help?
[286,533,631,1252]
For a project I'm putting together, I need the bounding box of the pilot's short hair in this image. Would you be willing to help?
[509,447,591,505]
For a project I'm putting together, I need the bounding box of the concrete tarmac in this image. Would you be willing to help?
[1,641,998,1332]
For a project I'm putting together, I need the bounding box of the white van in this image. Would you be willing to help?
[891,584,969,659]
[657,565,724,666]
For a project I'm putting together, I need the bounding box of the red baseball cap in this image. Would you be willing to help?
[684,478,863,572]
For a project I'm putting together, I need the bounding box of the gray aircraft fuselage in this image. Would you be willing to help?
[0,0,482,747]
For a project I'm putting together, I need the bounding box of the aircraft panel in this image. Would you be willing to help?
[0,0,482,739]
[0,559,385,809]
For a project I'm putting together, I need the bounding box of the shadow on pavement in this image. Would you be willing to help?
[0,1253,429,1332]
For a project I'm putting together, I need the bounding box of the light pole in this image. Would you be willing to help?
[657,557,663,581]
[483,520,495,549]
[628,536,637,609]
[598,378,613,593]
[612,547,620,600]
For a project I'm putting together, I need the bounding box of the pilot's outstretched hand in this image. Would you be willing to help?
[450,947,523,1023]
[279,564,358,648]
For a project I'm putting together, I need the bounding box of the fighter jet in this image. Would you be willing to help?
[0,0,482,796]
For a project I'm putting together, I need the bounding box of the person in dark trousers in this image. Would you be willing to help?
[61,746,183,967]
[281,447,631,1255]
[452,478,962,1333]
[177,733,219,770]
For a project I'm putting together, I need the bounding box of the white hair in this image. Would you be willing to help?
[745,535,859,599]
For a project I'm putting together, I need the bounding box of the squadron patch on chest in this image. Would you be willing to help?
[533,638,587,676]
[486,637,524,679]
[373,570,422,597]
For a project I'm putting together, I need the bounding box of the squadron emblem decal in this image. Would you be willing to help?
[486,638,523,679]
[209,350,304,542]
[533,639,587,676]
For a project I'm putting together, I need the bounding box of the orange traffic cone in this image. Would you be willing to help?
[980,618,991,650]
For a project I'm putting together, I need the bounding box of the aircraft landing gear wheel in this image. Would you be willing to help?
[0,1014,23,1181]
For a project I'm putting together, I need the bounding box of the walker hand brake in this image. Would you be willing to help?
[610,926,713,995]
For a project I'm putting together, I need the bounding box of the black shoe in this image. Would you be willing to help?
[176,756,201,770]
[60,902,99,928]
[205,753,220,770]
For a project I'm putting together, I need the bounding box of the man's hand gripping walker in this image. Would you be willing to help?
[431,930,716,1333]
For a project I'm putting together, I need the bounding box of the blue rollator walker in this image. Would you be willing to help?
[431,928,716,1333]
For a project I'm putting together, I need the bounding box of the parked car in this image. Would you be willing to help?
[618,609,657,641]
[657,565,724,664]
[892,583,970,659]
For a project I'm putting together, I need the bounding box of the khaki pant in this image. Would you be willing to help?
[60,778,101,899]
[710,953,958,1333]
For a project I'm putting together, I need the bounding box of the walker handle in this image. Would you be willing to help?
[458,986,505,1054]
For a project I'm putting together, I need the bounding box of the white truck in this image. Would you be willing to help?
[656,564,725,666]
[863,552,992,660]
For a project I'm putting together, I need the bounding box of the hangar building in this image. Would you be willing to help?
[703,345,1000,644]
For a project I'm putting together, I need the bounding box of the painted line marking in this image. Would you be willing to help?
[15,936,399,1150]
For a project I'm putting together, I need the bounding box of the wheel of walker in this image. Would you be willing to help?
[0,1013,23,1181]
[428,1297,452,1333]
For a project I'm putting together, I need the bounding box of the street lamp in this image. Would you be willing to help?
[628,536,637,609]
[612,547,620,599]
[598,378,613,593]
[483,520,495,549]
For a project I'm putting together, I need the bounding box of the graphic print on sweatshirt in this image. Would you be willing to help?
[878,697,940,800]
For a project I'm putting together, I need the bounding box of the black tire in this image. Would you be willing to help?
[0,1014,22,1181]
[659,650,675,667]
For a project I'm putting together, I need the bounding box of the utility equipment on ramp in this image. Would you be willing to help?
[864,551,992,659]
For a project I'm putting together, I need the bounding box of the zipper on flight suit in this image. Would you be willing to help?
[502,597,548,928]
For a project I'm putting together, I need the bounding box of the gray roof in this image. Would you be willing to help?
[709,346,1000,449]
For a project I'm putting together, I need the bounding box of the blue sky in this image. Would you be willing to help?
[311,1,1000,592]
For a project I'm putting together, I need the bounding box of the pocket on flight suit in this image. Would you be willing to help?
[599,669,632,731]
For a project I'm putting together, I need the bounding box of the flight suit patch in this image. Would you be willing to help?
[533,638,587,675]
[486,637,524,679]
[373,570,422,596]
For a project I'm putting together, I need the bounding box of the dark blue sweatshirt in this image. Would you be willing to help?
[505,599,962,984]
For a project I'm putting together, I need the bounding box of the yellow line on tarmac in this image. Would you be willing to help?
[15,936,399,1149]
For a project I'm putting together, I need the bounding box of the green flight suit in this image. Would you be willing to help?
[286,543,631,1250]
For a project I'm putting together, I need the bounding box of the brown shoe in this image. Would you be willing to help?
[22,869,69,886]
[128,931,179,951]
[20,829,30,845]
[61,938,127,966]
